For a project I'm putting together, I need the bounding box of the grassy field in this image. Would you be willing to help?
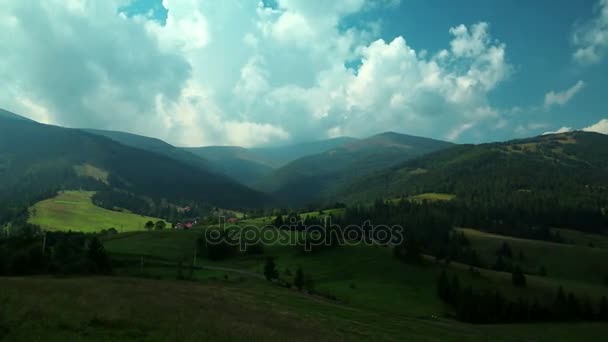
[28,191,167,233]
[458,228,608,288]
[388,193,456,204]
[409,193,456,202]
[13,209,608,340]
[554,228,608,249]
[237,208,345,227]
[2,276,607,341]
[102,227,608,321]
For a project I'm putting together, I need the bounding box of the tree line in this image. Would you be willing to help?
[437,270,608,323]
[0,226,111,276]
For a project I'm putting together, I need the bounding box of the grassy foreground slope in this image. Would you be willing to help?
[2,277,607,342]
[28,191,166,233]
[102,227,608,327]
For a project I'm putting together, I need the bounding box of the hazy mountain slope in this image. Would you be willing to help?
[185,146,274,186]
[341,131,608,203]
[256,132,453,205]
[0,117,269,209]
[0,108,33,122]
[83,128,212,171]
[251,137,358,167]
[186,137,357,185]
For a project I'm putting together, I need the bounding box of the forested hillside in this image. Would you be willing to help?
[185,137,356,185]
[342,132,608,233]
[0,116,269,226]
[84,129,213,172]
[256,132,453,205]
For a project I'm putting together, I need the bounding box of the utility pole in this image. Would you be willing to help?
[42,231,47,254]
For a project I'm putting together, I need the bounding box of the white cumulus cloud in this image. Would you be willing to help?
[544,80,586,108]
[543,126,572,135]
[572,0,608,65]
[583,118,608,134]
[0,0,513,146]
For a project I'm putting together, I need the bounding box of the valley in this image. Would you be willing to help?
[1,109,607,341]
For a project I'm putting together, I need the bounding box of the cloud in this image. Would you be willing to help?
[544,80,585,108]
[446,122,474,141]
[583,118,608,134]
[572,0,608,65]
[0,0,512,146]
[515,122,549,135]
[543,126,572,135]
[541,118,608,136]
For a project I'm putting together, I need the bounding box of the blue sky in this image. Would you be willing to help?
[1,0,607,146]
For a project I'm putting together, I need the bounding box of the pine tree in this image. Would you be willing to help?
[86,237,111,274]
[273,215,284,228]
[437,269,451,302]
[599,296,608,321]
[294,266,304,291]
[512,267,527,288]
[263,257,278,281]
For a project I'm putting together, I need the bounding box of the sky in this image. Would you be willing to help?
[1,0,607,147]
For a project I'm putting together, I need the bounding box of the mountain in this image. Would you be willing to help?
[0,115,269,212]
[83,129,212,172]
[185,137,357,185]
[341,131,608,203]
[184,146,274,186]
[0,108,33,122]
[255,132,453,205]
[250,137,359,167]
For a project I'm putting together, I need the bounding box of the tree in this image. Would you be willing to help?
[197,228,236,261]
[512,266,527,287]
[498,242,512,258]
[145,221,154,231]
[86,237,111,274]
[599,296,608,321]
[155,220,166,230]
[394,235,422,263]
[273,215,284,228]
[263,257,278,281]
[294,266,304,291]
[437,269,451,302]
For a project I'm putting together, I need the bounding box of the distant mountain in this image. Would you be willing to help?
[184,146,274,186]
[255,132,453,205]
[0,108,32,122]
[83,129,212,172]
[251,137,359,167]
[341,131,608,203]
[185,137,357,185]
[0,116,269,211]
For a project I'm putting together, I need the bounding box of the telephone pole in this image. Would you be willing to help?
[42,231,47,254]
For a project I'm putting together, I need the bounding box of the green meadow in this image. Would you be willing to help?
[28,191,167,233]
[11,191,608,341]
[104,224,607,328]
[3,276,607,342]
[458,227,608,287]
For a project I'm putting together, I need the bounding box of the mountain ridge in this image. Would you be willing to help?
[254,132,454,205]
[0,115,270,212]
